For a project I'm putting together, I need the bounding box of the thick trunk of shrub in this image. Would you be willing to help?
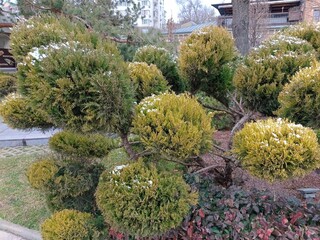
[120,133,138,160]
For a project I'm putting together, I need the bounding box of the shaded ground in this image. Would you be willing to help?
[206,130,320,201]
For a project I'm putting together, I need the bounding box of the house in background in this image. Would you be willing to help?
[115,0,166,31]
[164,21,217,43]
[0,14,16,72]
[212,0,320,43]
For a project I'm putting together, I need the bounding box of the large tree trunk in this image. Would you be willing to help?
[232,0,250,55]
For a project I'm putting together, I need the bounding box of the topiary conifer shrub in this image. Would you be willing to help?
[132,92,214,160]
[46,162,104,214]
[178,26,236,105]
[277,62,320,128]
[233,34,316,116]
[19,40,134,133]
[49,131,118,158]
[282,22,320,56]
[41,209,96,240]
[10,14,96,63]
[27,159,58,190]
[0,73,17,98]
[133,45,185,93]
[0,93,53,130]
[232,118,320,182]
[27,157,104,214]
[96,161,198,238]
[128,62,169,102]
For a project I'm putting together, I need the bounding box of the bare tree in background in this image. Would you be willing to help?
[249,0,269,47]
[177,0,215,24]
[232,0,250,55]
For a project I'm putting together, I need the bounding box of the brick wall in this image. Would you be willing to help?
[303,0,320,22]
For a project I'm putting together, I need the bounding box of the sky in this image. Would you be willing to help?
[164,0,223,21]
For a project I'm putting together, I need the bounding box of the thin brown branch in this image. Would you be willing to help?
[108,36,134,43]
[23,0,56,11]
[71,15,93,30]
[194,163,224,174]
[136,149,153,158]
[200,102,236,117]
[228,111,254,149]
[212,152,235,163]
[213,144,227,152]
[231,93,245,113]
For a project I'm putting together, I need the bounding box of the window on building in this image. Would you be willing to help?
[142,19,151,25]
[314,9,320,22]
[142,0,149,6]
[0,34,10,49]
[117,0,128,6]
[141,10,150,17]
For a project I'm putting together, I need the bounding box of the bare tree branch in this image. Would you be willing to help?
[213,144,228,153]
[194,164,224,174]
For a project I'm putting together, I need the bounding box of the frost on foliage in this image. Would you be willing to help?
[233,118,320,182]
[26,41,81,65]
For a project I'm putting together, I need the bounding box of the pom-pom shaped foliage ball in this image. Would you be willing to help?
[132,92,214,160]
[282,22,320,56]
[0,93,53,130]
[27,159,58,190]
[232,118,320,182]
[133,45,185,93]
[277,62,320,128]
[0,73,16,98]
[20,41,134,133]
[234,34,316,115]
[178,26,236,105]
[49,130,117,158]
[41,209,95,240]
[10,15,93,62]
[128,62,169,102]
[96,161,198,238]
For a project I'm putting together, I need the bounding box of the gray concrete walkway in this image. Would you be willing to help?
[0,220,42,240]
[0,230,26,240]
[0,120,58,148]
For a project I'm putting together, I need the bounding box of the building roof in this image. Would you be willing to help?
[164,21,217,35]
[0,13,17,33]
[212,0,300,7]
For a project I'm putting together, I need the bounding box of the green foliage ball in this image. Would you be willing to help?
[49,130,118,158]
[96,161,198,238]
[41,209,95,240]
[178,26,236,105]
[0,93,53,130]
[133,45,185,93]
[10,15,93,63]
[282,22,320,56]
[0,73,16,98]
[277,62,320,128]
[234,34,316,115]
[20,40,134,133]
[128,62,169,102]
[46,162,104,214]
[232,118,320,182]
[27,159,58,190]
[132,92,214,160]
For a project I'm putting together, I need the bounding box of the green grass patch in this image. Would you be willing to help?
[0,153,51,230]
[102,147,130,171]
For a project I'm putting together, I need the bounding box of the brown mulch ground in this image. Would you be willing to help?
[204,130,320,201]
